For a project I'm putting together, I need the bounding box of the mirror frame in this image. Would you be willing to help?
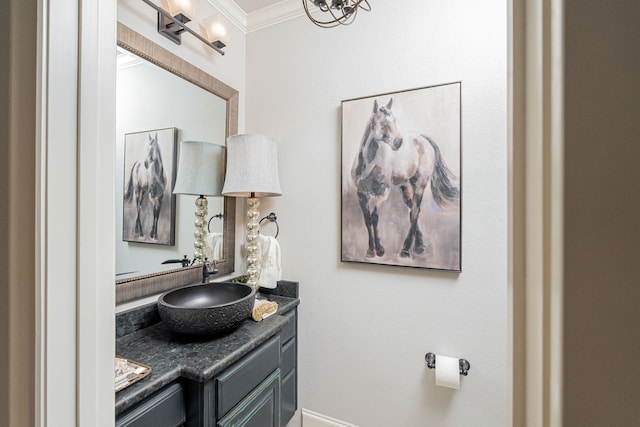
[115,23,238,304]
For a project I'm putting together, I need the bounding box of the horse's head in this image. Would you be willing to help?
[145,133,161,168]
[370,98,402,148]
[352,99,399,184]
[145,133,167,189]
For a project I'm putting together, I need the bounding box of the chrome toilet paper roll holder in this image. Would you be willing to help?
[425,352,471,376]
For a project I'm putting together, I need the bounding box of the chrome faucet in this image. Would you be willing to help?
[202,258,218,283]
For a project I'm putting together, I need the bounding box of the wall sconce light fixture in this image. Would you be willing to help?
[303,0,372,28]
[222,134,282,291]
[202,14,231,49]
[173,141,226,264]
[141,0,228,55]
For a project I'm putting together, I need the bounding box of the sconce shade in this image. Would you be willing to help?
[222,134,282,198]
[173,141,225,196]
[202,14,230,48]
[161,0,200,21]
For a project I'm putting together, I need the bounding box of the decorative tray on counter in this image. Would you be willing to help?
[114,356,151,393]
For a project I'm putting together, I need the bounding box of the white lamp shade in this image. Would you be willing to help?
[202,14,230,45]
[161,0,200,20]
[222,134,282,197]
[173,141,225,196]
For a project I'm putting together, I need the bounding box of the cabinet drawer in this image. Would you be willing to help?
[280,310,296,344]
[116,382,185,427]
[216,335,281,418]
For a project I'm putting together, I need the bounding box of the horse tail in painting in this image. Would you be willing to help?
[123,160,148,238]
[423,135,459,205]
[123,162,137,202]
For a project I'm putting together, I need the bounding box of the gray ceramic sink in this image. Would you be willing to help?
[157,282,256,337]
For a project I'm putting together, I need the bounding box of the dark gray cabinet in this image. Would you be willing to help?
[186,334,281,426]
[116,308,298,427]
[116,382,185,427]
[217,370,281,427]
[279,309,297,426]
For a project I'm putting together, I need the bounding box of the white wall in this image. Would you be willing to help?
[245,1,508,426]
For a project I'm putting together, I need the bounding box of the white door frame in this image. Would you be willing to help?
[33,0,116,425]
[510,0,564,426]
[75,0,117,425]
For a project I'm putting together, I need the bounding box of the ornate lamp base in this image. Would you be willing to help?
[193,196,208,264]
[245,197,261,290]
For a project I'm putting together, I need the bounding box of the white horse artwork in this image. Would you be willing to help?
[342,83,461,271]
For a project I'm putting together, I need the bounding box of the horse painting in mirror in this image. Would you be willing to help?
[124,132,167,240]
[351,98,459,260]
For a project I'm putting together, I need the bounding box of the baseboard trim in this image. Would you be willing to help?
[301,409,359,427]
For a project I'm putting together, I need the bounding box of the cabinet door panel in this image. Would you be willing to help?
[281,338,296,375]
[216,335,280,418]
[217,370,281,427]
[116,382,185,427]
[281,368,296,426]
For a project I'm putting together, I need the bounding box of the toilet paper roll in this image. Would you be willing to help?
[435,355,460,389]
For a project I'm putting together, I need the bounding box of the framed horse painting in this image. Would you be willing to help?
[122,127,177,245]
[341,82,462,271]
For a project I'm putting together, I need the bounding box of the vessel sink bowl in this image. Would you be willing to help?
[158,282,256,337]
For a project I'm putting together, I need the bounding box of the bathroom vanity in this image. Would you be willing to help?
[115,281,299,427]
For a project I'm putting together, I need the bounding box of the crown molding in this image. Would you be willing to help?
[209,0,307,33]
[247,0,306,33]
[208,0,248,31]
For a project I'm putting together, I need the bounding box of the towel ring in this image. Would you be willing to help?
[259,212,279,239]
[207,213,224,233]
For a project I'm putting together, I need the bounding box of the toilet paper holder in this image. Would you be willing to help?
[425,352,471,376]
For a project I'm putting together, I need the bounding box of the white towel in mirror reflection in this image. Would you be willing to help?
[204,232,224,262]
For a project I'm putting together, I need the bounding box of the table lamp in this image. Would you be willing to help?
[222,134,282,290]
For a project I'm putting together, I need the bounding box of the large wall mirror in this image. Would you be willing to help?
[115,23,238,304]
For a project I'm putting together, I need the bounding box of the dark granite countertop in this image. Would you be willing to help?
[115,291,299,415]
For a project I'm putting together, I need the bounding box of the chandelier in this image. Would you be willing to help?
[303,0,371,28]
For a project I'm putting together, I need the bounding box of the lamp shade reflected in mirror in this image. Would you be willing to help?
[173,141,225,197]
[174,141,226,264]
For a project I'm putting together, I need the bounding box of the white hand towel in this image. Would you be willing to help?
[204,232,224,262]
[257,235,281,289]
